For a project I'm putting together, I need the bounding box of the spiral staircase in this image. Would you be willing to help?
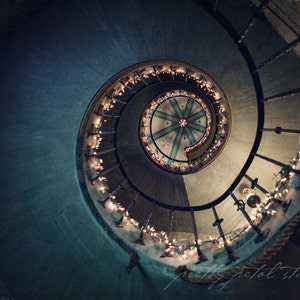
[0,0,299,299]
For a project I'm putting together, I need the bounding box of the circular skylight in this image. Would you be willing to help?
[140,82,230,173]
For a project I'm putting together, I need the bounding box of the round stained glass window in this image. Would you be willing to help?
[140,90,213,172]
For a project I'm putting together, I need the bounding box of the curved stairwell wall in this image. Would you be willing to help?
[0,0,299,299]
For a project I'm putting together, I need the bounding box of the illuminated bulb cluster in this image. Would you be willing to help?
[251,203,277,221]
[85,115,109,193]
[267,159,297,202]
[290,150,300,189]
[252,151,300,221]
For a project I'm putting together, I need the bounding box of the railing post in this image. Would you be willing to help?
[134,202,155,245]
[115,196,137,227]
[255,153,300,175]
[212,206,239,265]
[99,179,127,206]
[238,0,271,43]
[85,146,116,159]
[230,192,270,243]
[106,94,127,105]
[256,38,300,71]
[244,174,268,194]
[264,87,300,103]
[262,127,300,135]
[100,164,120,177]
[99,130,116,135]
[191,209,207,264]
[136,70,149,86]
[167,208,174,238]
